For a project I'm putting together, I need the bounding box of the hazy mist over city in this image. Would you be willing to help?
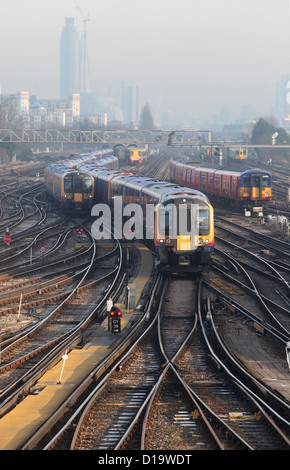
[1,0,290,127]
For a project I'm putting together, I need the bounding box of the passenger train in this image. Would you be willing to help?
[77,161,214,272]
[69,148,115,164]
[170,158,271,214]
[235,148,247,160]
[125,147,148,164]
[44,153,118,211]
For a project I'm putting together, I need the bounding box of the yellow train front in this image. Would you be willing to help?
[126,147,147,164]
[154,194,214,272]
[235,148,247,160]
[44,163,94,211]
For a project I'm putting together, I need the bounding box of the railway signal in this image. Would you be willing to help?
[76,225,83,239]
[4,231,11,245]
[108,305,122,333]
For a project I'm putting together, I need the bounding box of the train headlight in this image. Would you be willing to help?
[159,239,164,243]
[166,238,171,244]
[205,239,209,243]
[197,238,203,244]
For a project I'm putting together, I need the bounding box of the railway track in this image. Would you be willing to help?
[46,276,288,451]
[211,216,290,338]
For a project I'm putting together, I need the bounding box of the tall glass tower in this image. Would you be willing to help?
[60,18,79,99]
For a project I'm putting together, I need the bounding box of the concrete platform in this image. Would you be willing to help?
[0,242,154,450]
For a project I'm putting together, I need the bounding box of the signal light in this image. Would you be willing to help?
[110,310,122,316]
[109,306,122,317]
[76,225,83,232]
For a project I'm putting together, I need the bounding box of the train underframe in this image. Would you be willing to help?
[210,195,269,215]
[157,245,212,273]
[47,193,94,214]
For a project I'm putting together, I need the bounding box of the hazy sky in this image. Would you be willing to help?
[1,0,290,124]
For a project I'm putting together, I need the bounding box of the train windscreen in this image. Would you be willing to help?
[64,174,73,192]
[84,175,93,193]
[198,208,210,234]
[262,175,270,187]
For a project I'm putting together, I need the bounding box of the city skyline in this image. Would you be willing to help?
[1,1,290,127]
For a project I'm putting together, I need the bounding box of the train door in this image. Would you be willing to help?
[251,174,262,199]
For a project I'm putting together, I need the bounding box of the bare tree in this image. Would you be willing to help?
[0,102,18,129]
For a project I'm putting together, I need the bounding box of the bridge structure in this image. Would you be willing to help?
[0,128,212,146]
[1,128,290,154]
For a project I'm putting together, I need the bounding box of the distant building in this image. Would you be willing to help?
[68,93,81,117]
[60,18,79,100]
[17,91,30,115]
[122,83,139,126]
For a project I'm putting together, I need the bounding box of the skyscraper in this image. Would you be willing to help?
[60,18,79,100]
[122,83,140,126]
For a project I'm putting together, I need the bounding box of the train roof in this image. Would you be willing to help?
[114,175,157,188]
[78,164,119,178]
[77,163,210,204]
[45,163,74,175]
[125,178,210,203]
[76,155,117,169]
[45,163,93,178]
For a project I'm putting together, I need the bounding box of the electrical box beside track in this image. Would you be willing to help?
[126,283,136,309]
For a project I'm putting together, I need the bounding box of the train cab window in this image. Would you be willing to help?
[242,176,250,187]
[64,175,73,192]
[252,176,260,187]
[262,175,270,187]
[84,176,92,193]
